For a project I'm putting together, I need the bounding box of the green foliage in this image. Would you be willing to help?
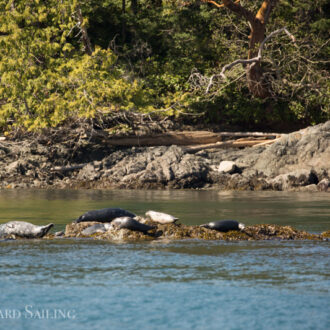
[0,0,329,133]
[0,0,154,131]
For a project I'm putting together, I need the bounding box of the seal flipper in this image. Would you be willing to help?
[40,223,54,238]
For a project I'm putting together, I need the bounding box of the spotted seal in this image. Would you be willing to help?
[0,221,54,239]
[145,210,179,224]
[81,223,111,236]
[110,217,155,233]
[74,207,136,223]
[200,220,245,232]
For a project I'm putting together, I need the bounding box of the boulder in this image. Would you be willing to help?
[317,178,330,192]
[218,161,238,174]
[269,169,318,190]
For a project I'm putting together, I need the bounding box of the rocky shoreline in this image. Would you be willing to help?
[0,121,329,191]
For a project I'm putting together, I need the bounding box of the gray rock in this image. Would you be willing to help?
[269,169,318,190]
[7,161,19,173]
[218,161,237,174]
[299,184,318,192]
[254,121,330,177]
[77,163,100,181]
[317,178,329,192]
[103,145,208,188]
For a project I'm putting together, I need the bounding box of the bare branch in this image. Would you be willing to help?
[205,27,296,93]
[202,0,239,9]
[202,0,255,24]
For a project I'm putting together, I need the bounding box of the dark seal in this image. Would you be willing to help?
[74,207,136,223]
[200,220,245,232]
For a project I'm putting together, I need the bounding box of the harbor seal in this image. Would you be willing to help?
[74,207,136,223]
[200,220,245,232]
[81,223,111,236]
[110,217,155,233]
[0,221,54,239]
[145,210,179,224]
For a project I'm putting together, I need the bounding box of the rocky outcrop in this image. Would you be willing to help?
[61,221,327,242]
[254,122,330,177]
[0,121,329,191]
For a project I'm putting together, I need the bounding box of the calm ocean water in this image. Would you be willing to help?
[0,189,329,329]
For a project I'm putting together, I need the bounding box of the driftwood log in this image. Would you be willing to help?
[185,137,281,153]
[100,131,280,147]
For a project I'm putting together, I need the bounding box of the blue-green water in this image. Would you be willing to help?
[0,190,329,329]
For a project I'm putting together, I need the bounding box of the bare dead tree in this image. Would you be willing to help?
[75,5,93,55]
[201,0,280,98]
[201,27,296,93]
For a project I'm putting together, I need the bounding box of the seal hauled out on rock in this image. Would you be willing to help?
[110,217,155,233]
[0,221,54,239]
[145,210,179,224]
[74,207,136,223]
[200,220,245,232]
[81,223,111,236]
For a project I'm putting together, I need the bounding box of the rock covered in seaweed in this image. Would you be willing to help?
[242,224,320,240]
[64,220,326,242]
[321,230,330,239]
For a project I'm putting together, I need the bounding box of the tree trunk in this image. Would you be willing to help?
[246,20,270,98]
[131,0,138,14]
[217,0,279,99]
[76,7,93,55]
[122,0,126,42]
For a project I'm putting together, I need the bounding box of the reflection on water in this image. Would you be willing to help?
[0,239,329,288]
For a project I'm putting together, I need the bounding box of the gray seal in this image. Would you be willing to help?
[145,210,179,224]
[110,217,155,233]
[200,220,245,232]
[0,221,54,239]
[81,223,111,236]
[74,207,136,223]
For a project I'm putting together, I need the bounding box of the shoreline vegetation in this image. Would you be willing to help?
[0,1,329,134]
